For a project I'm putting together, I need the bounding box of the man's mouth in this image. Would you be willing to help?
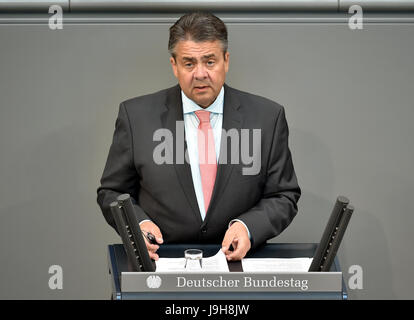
[195,86,208,90]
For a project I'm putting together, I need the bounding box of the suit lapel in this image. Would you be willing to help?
[203,83,242,225]
[162,84,202,224]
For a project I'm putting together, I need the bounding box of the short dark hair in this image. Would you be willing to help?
[168,12,228,59]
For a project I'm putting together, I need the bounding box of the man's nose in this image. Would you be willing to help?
[193,64,208,80]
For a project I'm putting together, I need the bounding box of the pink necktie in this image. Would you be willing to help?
[195,110,217,213]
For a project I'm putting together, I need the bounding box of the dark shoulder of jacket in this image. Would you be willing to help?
[119,85,177,116]
[226,85,284,116]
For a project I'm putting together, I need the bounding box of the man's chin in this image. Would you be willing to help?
[190,96,212,108]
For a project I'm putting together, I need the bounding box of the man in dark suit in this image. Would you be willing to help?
[97,12,301,261]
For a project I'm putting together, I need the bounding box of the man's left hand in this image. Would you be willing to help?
[221,221,251,261]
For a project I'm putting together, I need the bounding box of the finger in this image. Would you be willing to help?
[226,239,249,261]
[147,243,159,252]
[221,230,236,253]
[140,221,164,244]
[149,227,164,244]
[148,250,159,261]
[142,229,163,246]
[142,236,159,260]
[231,238,239,250]
[225,247,245,261]
[223,239,238,254]
[142,235,160,252]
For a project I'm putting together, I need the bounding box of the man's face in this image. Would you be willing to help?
[170,39,229,108]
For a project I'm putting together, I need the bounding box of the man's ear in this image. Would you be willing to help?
[224,51,230,73]
[170,56,178,78]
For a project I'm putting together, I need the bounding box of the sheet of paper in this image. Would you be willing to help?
[241,257,313,272]
[155,249,229,272]
[201,249,229,272]
[155,257,186,272]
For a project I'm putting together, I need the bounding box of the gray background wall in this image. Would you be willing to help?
[0,13,413,299]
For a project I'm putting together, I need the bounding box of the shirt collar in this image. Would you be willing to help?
[181,86,224,115]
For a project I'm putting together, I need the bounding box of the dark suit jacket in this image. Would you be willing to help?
[97,83,301,249]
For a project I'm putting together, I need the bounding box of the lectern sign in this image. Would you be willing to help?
[121,272,342,293]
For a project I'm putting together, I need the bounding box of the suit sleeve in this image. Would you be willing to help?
[235,106,301,249]
[97,102,150,234]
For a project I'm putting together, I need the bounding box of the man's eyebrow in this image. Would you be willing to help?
[202,54,216,60]
[182,56,196,62]
[181,54,216,62]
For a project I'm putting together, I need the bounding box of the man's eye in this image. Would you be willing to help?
[185,63,193,67]
[207,61,215,66]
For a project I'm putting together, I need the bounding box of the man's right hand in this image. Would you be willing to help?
[140,220,163,261]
